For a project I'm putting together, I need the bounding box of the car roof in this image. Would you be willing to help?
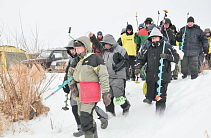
[42,47,67,51]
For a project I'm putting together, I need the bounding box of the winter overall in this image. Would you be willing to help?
[68,36,110,138]
[105,78,130,115]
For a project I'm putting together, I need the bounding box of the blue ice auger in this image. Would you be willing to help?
[180,25,187,51]
[155,41,166,101]
[30,76,74,117]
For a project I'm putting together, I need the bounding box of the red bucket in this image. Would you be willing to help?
[80,82,100,103]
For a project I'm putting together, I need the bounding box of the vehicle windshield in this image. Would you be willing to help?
[37,50,52,59]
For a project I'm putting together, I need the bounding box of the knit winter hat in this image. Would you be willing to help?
[65,40,74,49]
[164,18,171,24]
[144,17,153,24]
[97,31,103,36]
[126,24,133,30]
[187,16,194,23]
[204,28,210,33]
[121,28,126,35]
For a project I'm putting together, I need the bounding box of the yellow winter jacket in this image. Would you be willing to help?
[208,36,211,54]
[120,33,136,56]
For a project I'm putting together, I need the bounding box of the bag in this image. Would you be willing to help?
[80,82,100,103]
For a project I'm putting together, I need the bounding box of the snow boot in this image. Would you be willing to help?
[73,125,84,137]
[73,130,84,137]
[182,74,187,79]
[191,75,198,80]
[173,76,178,80]
[99,117,108,129]
[122,101,131,115]
[95,106,108,129]
[143,98,152,104]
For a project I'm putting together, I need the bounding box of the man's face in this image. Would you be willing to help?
[188,22,194,27]
[69,49,75,54]
[146,24,150,28]
[75,46,86,54]
[152,37,160,43]
[127,29,132,34]
[164,23,169,29]
[205,32,210,37]
[105,44,111,50]
[97,35,103,39]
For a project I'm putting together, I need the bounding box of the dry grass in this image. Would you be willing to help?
[0,113,3,137]
[200,61,210,74]
[0,63,56,136]
[205,130,210,138]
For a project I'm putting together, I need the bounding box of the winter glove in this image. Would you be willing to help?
[112,64,118,72]
[69,83,79,98]
[63,76,70,93]
[134,68,141,76]
[112,60,126,72]
[160,53,167,59]
[102,92,111,107]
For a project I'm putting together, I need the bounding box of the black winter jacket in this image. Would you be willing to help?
[176,24,209,56]
[162,28,176,46]
[136,41,179,83]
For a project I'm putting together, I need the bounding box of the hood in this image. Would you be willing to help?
[100,34,118,49]
[148,27,163,41]
[65,40,74,49]
[65,40,77,58]
[75,36,92,53]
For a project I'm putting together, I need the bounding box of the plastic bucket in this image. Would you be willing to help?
[80,82,100,103]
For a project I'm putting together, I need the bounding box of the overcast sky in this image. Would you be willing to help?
[0,0,211,52]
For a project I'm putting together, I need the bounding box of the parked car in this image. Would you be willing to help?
[21,48,70,70]
[49,59,69,72]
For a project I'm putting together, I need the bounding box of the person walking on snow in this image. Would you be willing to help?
[92,31,103,57]
[89,32,131,116]
[119,24,137,81]
[176,16,209,79]
[135,17,154,47]
[135,27,179,114]
[67,36,110,138]
[204,28,211,68]
[161,18,176,46]
[63,40,109,137]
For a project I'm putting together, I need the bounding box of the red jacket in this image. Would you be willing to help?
[93,37,103,57]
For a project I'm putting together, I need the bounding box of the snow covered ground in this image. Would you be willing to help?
[2,71,211,138]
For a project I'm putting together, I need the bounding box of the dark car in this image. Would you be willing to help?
[21,48,70,70]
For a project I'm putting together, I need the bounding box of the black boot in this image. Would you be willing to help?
[143,98,152,104]
[121,100,131,115]
[105,98,115,116]
[191,75,198,80]
[99,117,108,129]
[182,74,187,79]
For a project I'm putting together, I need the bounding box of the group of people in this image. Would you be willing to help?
[62,16,210,138]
